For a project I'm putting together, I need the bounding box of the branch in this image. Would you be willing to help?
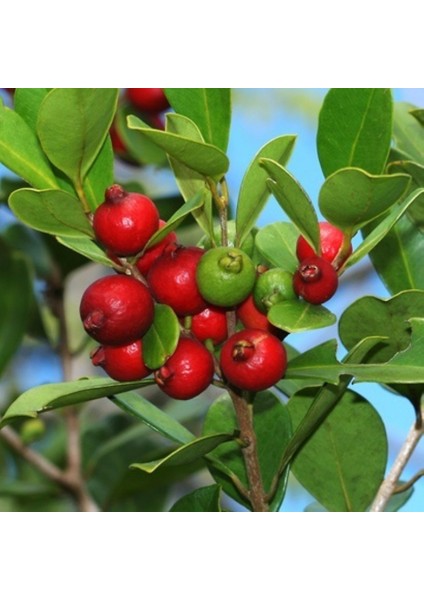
[370,406,424,512]
[229,389,269,512]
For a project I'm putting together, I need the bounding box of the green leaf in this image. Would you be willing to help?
[142,304,180,370]
[0,377,154,428]
[339,290,424,363]
[319,168,410,234]
[13,88,49,130]
[0,104,57,189]
[127,114,229,177]
[0,249,32,375]
[384,485,414,512]
[203,392,292,511]
[37,88,119,184]
[260,159,319,252]
[83,136,114,211]
[268,300,337,333]
[285,340,341,385]
[56,235,115,267]
[317,88,393,177]
[349,318,424,384]
[236,136,296,247]
[410,108,424,127]
[364,211,424,294]
[145,190,205,249]
[9,188,93,237]
[276,336,383,474]
[170,484,222,512]
[165,113,213,237]
[111,391,194,445]
[387,162,424,228]
[392,102,424,163]
[165,88,231,152]
[131,433,234,474]
[343,188,424,269]
[289,389,387,512]
[254,222,299,271]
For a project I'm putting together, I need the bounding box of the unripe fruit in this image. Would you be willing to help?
[79,274,154,345]
[220,329,287,392]
[126,88,170,113]
[196,247,256,307]
[91,340,151,381]
[296,222,352,270]
[154,336,215,400]
[190,305,228,345]
[93,184,159,256]
[293,257,338,304]
[136,220,178,277]
[253,268,296,314]
[147,245,206,316]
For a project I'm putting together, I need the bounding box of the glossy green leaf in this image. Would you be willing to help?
[236,136,296,247]
[0,377,154,428]
[410,109,424,127]
[319,168,410,234]
[392,102,424,163]
[9,188,93,237]
[343,188,424,270]
[142,304,180,370]
[277,336,383,474]
[285,340,341,385]
[339,290,424,363]
[170,484,222,512]
[165,88,231,152]
[14,88,49,130]
[317,88,393,177]
[165,113,213,237]
[114,101,167,165]
[128,114,229,177]
[261,159,319,252]
[203,392,292,511]
[37,88,118,184]
[349,318,424,383]
[82,136,114,211]
[387,161,424,228]
[289,389,387,512]
[0,249,32,375]
[364,211,424,294]
[0,104,57,188]
[131,433,234,474]
[145,190,205,249]
[254,222,299,271]
[56,235,115,267]
[268,299,336,333]
[111,391,194,445]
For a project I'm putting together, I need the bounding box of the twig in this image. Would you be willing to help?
[229,389,269,512]
[370,407,424,512]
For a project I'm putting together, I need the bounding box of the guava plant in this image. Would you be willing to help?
[0,88,423,512]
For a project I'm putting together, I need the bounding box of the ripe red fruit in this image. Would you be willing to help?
[126,88,170,113]
[93,184,159,256]
[147,245,207,316]
[220,329,287,392]
[296,222,352,270]
[293,257,338,304]
[91,340,151,381]
[79,274,154,345]
[236,294,279,335]
[136,220,178,277]
[154,336,215,400]
[190,305,228,345]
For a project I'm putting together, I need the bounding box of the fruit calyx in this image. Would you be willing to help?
[297,262,322,282]
[232,340,255,361]
[104,184,127,204]
[218,251,243,274]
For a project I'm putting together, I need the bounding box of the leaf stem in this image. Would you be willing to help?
[229,388,269,512]
[370,404,424,512]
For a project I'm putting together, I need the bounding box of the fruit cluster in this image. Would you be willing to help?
[80,185,351,400]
